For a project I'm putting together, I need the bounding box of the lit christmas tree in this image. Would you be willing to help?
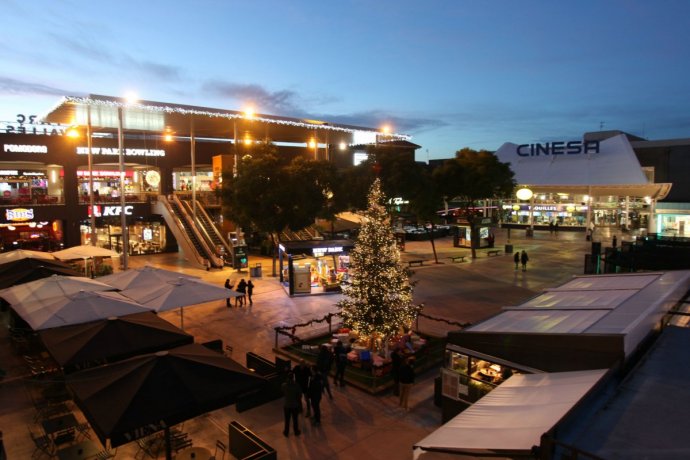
[338,179,418,350]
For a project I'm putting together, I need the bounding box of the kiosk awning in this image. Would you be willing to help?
[413,369,607,459]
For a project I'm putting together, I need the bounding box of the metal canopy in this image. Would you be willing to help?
[41,94,409,146]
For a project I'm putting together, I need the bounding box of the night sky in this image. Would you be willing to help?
[2,0,690,160]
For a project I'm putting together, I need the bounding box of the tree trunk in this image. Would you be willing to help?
[470,223,478,259]
[425,223,440,264]
[270,232,279,277]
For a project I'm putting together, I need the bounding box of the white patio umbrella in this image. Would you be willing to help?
[17,290,153,330]
[0,275,115,306]
[52,245,121,260]
[119,277,240,329]
[0,249,56,265]
[52,245,121,276]
[98,265,199,291]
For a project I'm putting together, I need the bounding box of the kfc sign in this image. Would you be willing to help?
[88,205,133,217]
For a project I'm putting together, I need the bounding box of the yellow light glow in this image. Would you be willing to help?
[244,107,255,119]
[308,139,317,149]
[339,142,347,151]
[124,91,138,105]
[516,188,533,201]
[244,137,252,145]
[66,126,81,138]
[164,133,174,142]
[381,125,391,134]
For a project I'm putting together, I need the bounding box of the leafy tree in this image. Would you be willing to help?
[222,141,343,275]
[338,179,419,351]
[434,148,515,259]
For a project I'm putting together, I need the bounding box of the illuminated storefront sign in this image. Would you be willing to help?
[6,208,35,222]
[313,246,344,256]
[503,204,588,212]
[516,141,599,157]
[77,170,134,177]
[88,205,134,217]
[3,144,48,153]
[76,147,165,157]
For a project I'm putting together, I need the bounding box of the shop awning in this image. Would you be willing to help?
[413,369,607,459]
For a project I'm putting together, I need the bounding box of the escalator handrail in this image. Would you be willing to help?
[157,196,209,268]
[171,195,224,268]
[187,200,234,256]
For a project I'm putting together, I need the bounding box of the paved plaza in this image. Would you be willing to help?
[0,227,616,459]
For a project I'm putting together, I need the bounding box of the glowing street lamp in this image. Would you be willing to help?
[516,187,534,201]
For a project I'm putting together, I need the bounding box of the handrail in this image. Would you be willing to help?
[171,195,223,268]
[155,196,208,269]
[181,199,233,258]
[195,200,234,255]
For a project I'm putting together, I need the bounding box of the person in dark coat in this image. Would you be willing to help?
[246,279,255,305]
[308,365,324,425]
[333,340,348,387]
[398,357,415,410]
[514,251,520,270]
[293,359,312,417]
[235,278,247,307]
[316,345,333,399]
[224,279,234,307]
[281,372,301,436]
[520,250,529,271]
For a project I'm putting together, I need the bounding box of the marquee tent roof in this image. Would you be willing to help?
[413,369,607,458]
[494,134,671,199]
[42,94,410,147]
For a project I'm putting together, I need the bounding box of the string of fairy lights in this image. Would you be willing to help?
[338,179,419,341]
[59,96,411,140]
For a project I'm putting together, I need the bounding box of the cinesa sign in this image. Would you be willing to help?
[517,140,600,157]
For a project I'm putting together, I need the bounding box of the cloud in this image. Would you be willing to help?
[317,110,448,135]
[202,81,301,114]
[0,76,76,96]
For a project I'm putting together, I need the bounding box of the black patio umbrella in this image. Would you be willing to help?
[40,312,194,373]
[67,343,267,459]
[0,257,83,290]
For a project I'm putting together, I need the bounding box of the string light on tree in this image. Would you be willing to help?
[338,179,419,349]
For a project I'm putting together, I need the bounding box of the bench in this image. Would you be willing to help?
[487,249,501,257]
[448,255,466,263]
[408,260,425,267]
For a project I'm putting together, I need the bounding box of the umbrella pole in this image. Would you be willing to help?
[164,426,173,460]
[180,306,184,330]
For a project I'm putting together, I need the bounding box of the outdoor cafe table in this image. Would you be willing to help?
[176,446,212,460]
[42,413,78,437]
[56,440,101,460]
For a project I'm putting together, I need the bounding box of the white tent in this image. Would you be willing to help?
[98,265,199,291]
[414,369,607,459]
[52,245,120,260]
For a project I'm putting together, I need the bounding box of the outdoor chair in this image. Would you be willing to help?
[172,436,193,453]
[28,426,55,458]
[95,447,117,459]
[211,439,226,460]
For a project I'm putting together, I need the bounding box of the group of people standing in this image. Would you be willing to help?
[224,278,254,307]
[514,250,529,271]
[282,345,340,436]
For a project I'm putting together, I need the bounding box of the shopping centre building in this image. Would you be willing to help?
[0,94,413,260]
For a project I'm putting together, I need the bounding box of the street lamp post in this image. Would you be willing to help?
[87,106,96,246]
[117,106,129,270]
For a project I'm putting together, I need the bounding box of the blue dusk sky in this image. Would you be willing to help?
[2,0,690,161]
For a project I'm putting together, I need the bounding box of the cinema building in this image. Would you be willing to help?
[0,95,413,267]
[494,132,676,235]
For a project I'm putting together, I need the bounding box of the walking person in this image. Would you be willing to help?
[308,365,324,425]
[333,340,348,387]
[246,279,255,305]
[294,359,312,417]
[398,357,415,411]
[316,344,334,399]
[224,279,234,307]
[235,278,247,307]
[514,251,520,270]
[521,250,529,272]
[281,372,301,437]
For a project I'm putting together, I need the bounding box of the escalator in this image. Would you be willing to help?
[152,196,224,269]
[180,200,233,263]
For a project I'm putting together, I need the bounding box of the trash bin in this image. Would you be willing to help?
[526,228,534,237]
[249,263,262,278]
[504,244,513,254]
